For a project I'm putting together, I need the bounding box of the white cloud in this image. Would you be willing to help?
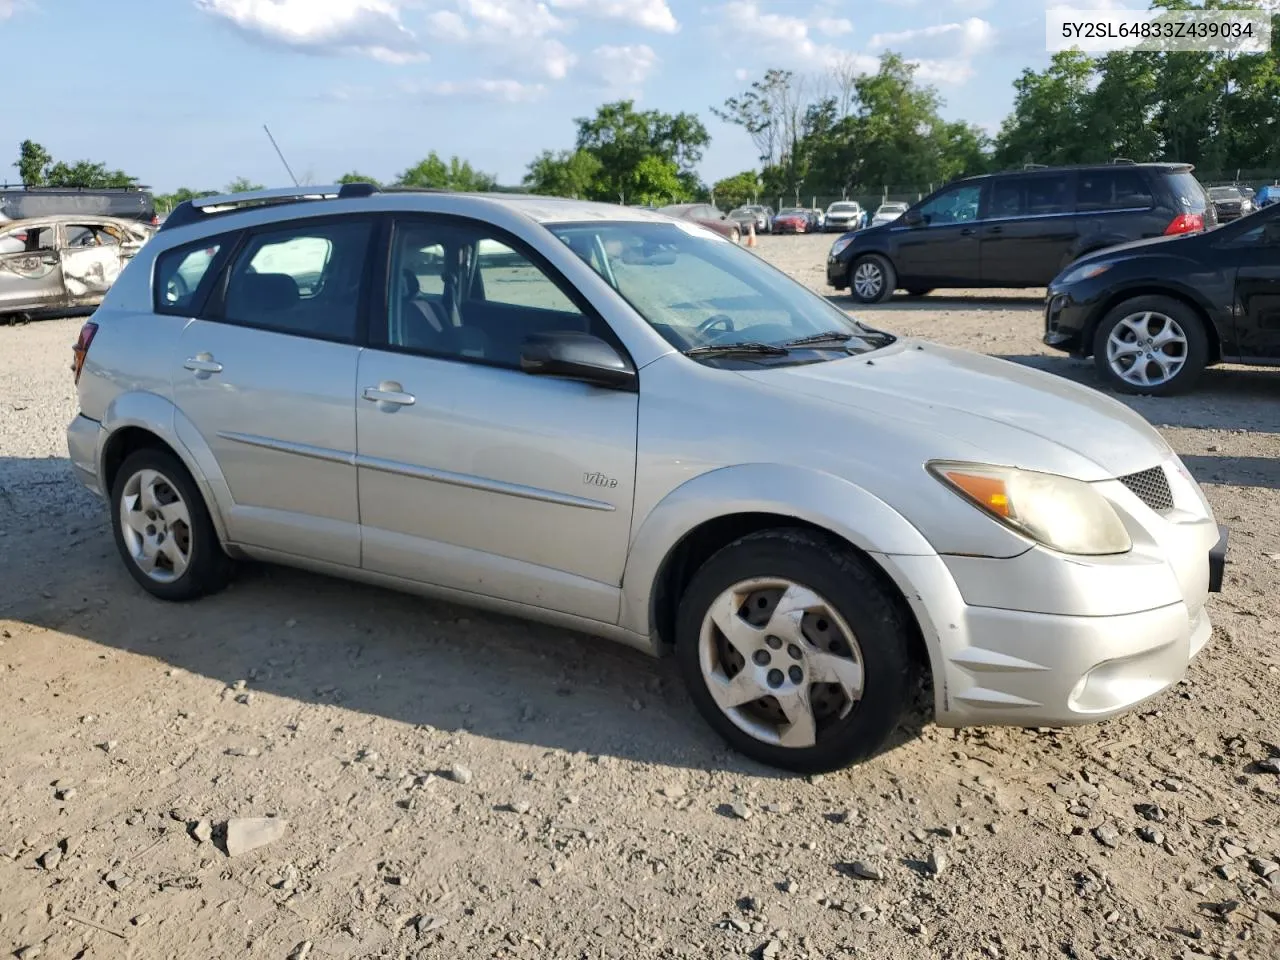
[715,2,876,71]
[812,17,853,36]
[884,0,993,9]
[194,0,423,63]
[425,9,469,41]
[421,0,576,79]
[534,37,578,79]
[458,0,566,39]
[585,43,659,89]
[912,59,976,85]
[868,18,996,58]
[0,1,15,19]
[408,78,547,103]
[549,0,677,33]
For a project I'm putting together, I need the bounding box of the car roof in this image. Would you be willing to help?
[1,214,138,229]
[951,162,1193,188]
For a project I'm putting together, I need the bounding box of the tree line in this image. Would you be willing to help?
[12,0,1280,213]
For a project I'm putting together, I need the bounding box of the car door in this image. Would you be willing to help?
[168,214,376,568]
[1228,217,1280,361]
[979,172,1078,286]
[355,215,638,624]
[60,221,128,303]
[892,182,985,285]
[0,221,64,313]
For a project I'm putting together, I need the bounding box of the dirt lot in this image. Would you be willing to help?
[2,232,1278,960]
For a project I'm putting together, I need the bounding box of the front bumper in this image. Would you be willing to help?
[67,413,105,497]
[1043,288,1094,354]
[875,512,1227,728]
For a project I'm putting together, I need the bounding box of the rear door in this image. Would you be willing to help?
[170,214,376,567]
[60,221,128,302]
[979,171,1078,286]
[893,181,985,285]
[0,221,63,313]
[1227,217,1280,361]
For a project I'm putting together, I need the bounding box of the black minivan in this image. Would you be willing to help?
[0,185,158,226]
[826,163,1215,303]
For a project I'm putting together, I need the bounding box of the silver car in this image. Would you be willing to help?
[66,184,1228,772]
[1,215,151,320]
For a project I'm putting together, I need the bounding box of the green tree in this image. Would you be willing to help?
[397,152,496,191]
[43,160,137,188]
[15,140,52,185]
[993,51,1098,168]
[573,100,709,202]
[712,170,762,209]
[154,187,218,214]
[337,171,382,187]
[624,155,683,206]
[225,177,266,193]
[522,148,602,198]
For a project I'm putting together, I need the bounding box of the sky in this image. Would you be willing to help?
[0,0,1152,193]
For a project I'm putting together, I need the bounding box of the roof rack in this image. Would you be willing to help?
[1108,157,1136,164]
[1022,163,1049,170]
[0,182,152,192]
[158,183,375,232]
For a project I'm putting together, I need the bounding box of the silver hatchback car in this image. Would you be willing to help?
[66,184,1228,772]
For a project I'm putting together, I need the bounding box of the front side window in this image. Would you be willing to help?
[548,220,891,365]
[220,218,372,342]
[65,224,121,248]
[382,219,591,367]
[917,184,983,226]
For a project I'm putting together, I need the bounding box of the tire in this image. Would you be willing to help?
[904,288,934,298]
[109,447,233,601]
[1091,294,1209,397]
[847,254,896,304]
[675,528,913,773]
[730,228,740,244]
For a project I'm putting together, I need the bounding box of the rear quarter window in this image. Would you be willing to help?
[154,239,228,314]
[1164,172,1208,212]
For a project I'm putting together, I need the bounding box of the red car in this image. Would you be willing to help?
[656,203,741,242]
[771,208,810,234]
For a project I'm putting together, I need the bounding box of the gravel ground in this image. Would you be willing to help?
[1,232,1278,960]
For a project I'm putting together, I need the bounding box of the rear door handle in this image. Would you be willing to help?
[184,354,223,374]
[985,225,1004,235]
[363,383,416,407]
[960,227,976,236]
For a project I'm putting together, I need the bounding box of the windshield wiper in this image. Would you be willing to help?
[783,330,855,347]
[683,341,791,358]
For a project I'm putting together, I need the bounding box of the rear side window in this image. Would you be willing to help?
[155,240,227,313]
[1165,171,1208,212]
[1077,170,1154,211]
[0,224,55,254]
[219,218,373,343]
[989,174,1072,218]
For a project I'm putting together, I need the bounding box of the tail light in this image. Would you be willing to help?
[71,321,99,385]
[1164,213,1204,235]
[151,214,160,225]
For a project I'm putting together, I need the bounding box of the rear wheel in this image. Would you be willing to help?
[730,227,741,244]
[110,448,233,601]
[676,528,913,773]
[1091,295,1209,397]
[848,255,896,304]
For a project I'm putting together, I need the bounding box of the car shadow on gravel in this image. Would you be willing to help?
[996,354,1280,435]
[827,293,1045,312]
[0,454,931,776]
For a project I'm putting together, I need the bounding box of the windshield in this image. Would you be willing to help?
[877,204,906,214]
[1208,186,1240,199]
[545,220,890,363]
[779,208,806,215]
[828,203,857,212]
[728,207,753,218]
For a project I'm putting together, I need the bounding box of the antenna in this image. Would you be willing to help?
[263,124,299,186]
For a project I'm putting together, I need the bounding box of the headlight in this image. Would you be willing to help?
[928,462,1132,556]
[1057,261,1113,286]
[830,237,854,257]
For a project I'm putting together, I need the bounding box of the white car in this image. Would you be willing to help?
[870,202,909,227]
[824,201,866,233]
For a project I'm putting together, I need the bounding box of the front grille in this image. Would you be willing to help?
[1119,466,1174,512]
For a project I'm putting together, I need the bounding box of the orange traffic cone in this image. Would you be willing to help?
[746,221,757,248]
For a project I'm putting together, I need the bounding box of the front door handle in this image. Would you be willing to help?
[960,227,976,237]
[362,382,416,407]
[184,354,223,374]
[986,225,1004,235]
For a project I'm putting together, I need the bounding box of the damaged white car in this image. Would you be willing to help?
[0,215,151,322]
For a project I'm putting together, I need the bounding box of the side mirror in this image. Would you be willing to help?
[903,208,925,227]
[520,331,637,390]
[1262,221,1280,246]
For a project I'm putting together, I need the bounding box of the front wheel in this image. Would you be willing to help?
[730,228,740,244]
[676,528,913,773]
[1091,295,1209,397]
[848,254,896,304]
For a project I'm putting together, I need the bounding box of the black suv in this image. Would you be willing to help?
[826,163,1215,303]
[0,185,158,226]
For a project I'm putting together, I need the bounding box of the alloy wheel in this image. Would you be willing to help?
[852,261,883,300]
[698,578,865,749]
[1106,311,1189,389]
[118,468,193,583]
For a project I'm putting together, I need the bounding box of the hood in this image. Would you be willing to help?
[736,340,1171,481]
[1074,232,1204,262]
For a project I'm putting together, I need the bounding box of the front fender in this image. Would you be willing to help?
[619,463,937,638]
[100,390,232,543]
